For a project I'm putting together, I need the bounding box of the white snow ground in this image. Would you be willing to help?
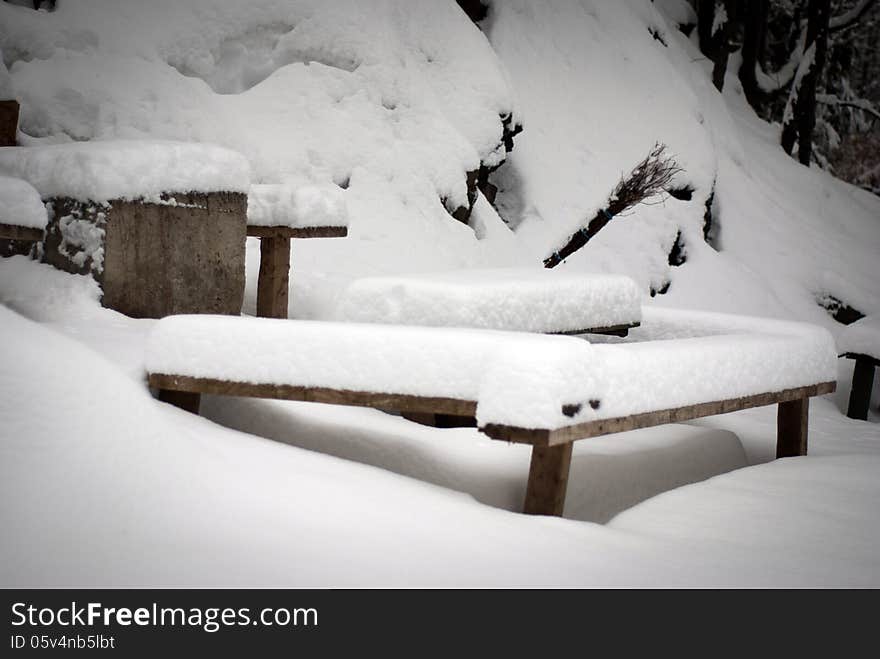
[1,0,879,586]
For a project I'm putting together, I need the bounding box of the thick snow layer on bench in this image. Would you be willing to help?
[146,311,836,430]
[334,269,642,333]
[247,184,348,229]
[838,315,880,361]
[591,308,838,419]
[0,176,47,230]
[0,141,250,202]
[146,316,604,430]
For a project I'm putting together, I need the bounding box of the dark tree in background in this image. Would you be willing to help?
[780,0,832,165]
[691,0,880,191]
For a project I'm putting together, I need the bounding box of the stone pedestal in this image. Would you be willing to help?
[43,191,246,318]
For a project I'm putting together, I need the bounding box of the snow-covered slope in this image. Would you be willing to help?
[485,0,879,334]
[1,0,879,587]
[0,0,519,277]
[3,0,875,333]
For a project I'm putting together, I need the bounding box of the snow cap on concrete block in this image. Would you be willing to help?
[0,140,251,202]
[0,175,47,229]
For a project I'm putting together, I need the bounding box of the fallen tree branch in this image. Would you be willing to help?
[543,143,682,268]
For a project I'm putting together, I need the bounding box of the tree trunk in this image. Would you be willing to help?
[781,0,832,165]
[697,0,718,58]
[739,0,768,110]
[711,0,737,91]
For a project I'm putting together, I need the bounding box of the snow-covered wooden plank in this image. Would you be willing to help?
[147,315,601,431]
[247,184,348,230]
[483,381,835,446]
[334,269,642,335]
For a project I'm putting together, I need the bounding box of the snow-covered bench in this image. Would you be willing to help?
[839,315,880,419]
[0,175,47,244]
[146,310,837,516]
[247,184,348,319]
[334,269,642,336]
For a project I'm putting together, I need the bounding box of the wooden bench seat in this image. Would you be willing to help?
[146,313,837,517]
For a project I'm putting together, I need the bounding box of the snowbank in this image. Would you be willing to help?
[247,183,348,228]
[0,141,250,201]
[0,174,46,228]
[838,315,880,361]
[334,269,641,333]
[3,285,880,586]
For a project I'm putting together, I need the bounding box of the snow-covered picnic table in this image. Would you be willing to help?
[839,314,880,420]
[146,308,837,516]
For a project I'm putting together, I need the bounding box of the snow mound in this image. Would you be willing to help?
[1,0,518,275]
[0,141,250,201]
[334,268,641,333]
[247,183,348,228]
[838,315,880,361]
[0,175,46,229]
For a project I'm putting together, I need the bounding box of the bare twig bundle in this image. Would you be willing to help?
[544,143,682,268]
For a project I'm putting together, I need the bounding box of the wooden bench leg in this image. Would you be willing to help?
[523,443,573,516]
[0,99,19,147]
[256,236,291,319]
[847,357,875,421]
[158,389,201,414]
[777,397,808,458]
[401,412,477,428]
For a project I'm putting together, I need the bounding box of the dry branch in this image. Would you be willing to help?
[544,143,682,268]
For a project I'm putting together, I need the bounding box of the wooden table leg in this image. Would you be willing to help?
[0,100,19,147]
[523,443,573,516]
[777,397,809,458]
[157,389,201,414]
[256,236,291,319]
[847,357,875,421]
